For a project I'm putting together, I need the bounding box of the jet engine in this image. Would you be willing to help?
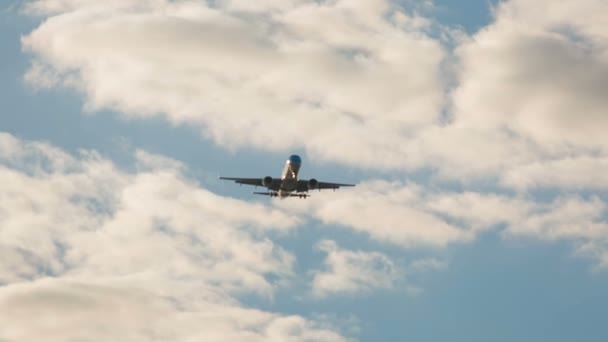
[308,178,318,190]
[263,176,273,187]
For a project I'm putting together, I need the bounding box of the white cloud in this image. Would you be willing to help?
[14,0,608,285]
[312,240,401,298]
[276,179,608,268]
[0,132,346,341]
[21,0,608,192]
[441,0,608,187]
[453,0,608,145]
[275,180,473,248]
[501,156,608,190]
[0,278,347,342]
[425,191,534,232]
[135,148,185,171]
[506,197,608,241]
[427,191,608,268]
[22,0,445,170]
[9,0,608,335]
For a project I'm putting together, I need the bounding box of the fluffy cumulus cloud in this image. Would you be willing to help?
[1,130,602,339]
[0,279,346,342]
[21,0,608,191]
[13,0,608,307]
[312,240,401,297]
[22,0,445,170]
[443,0,608,186]
[424,191,608,267]
[8,0,608,338]
[0,132,347,341]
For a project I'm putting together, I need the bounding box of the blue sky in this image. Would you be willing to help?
[1,1,608,341]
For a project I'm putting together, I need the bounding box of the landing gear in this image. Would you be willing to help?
[254,191,308,198]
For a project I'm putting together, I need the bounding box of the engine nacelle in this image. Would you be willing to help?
[263,176,273,187]
[308,178,318,190]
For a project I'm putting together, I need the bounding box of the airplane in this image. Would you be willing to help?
[220,155,355,198]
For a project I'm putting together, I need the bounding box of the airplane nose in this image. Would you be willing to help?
[288,155,302,164]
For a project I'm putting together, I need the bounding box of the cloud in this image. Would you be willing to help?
[0,132,346,341]
[0,278,347,342]
[446,0,608,151]
[14,0,608,282]
[275,180,473,248]
[21,0,608,192]
[9,0,608,336]
[425,191,534,232]
[505,197,608,241]
[276,180,608,267]
[427,191,608,268]
[500,156,608,190]
[312,240,401,298]
[0,132,295,293]
[440,0,608,187]
[21,0,445,170]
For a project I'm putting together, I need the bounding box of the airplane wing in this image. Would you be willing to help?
[296,179,356,192]
[219,177,281,191]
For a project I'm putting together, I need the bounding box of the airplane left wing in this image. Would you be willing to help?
[219,177,281,191]
[219,177,263,187]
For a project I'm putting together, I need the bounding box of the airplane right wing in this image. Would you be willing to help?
[219,177,263,186]
[296,179,356,192]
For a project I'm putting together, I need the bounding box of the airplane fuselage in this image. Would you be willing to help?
[278,155,302,198]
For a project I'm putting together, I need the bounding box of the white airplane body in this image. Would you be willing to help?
[220,155,355,198]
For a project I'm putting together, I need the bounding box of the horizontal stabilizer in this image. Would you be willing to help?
[253,192,278,197]
[253,192,310,198]
[288,193,310,198]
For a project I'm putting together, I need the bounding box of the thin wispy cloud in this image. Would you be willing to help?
[312,240,402,298]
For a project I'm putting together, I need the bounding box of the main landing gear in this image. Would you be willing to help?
[252,192,309,198]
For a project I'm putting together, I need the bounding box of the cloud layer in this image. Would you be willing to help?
[0,132,346,341]
[10,0,608,337]
[6,130,604,341]
[275,180,608,267]
[21,0,608,192]
[22,0,445,170]
[444,0,608,186]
